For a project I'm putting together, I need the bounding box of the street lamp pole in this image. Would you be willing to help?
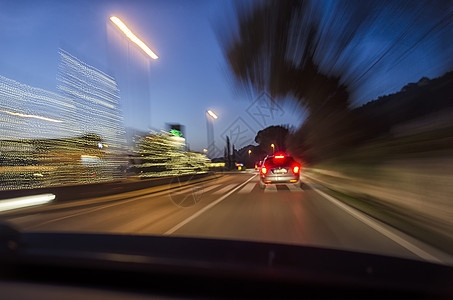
[271,143,275,154]
[206,110,218,158]
[109,16,158,135]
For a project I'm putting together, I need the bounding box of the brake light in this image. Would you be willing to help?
[274,155,285,159]
[261,167,267,174]
[293,166,300,173]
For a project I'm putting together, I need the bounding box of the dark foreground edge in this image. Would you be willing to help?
[0,223,452,299]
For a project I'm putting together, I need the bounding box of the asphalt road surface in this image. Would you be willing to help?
[1,171,452,265]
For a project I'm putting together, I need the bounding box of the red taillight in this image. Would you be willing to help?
[293,166,300,173]
[261,167,268,174]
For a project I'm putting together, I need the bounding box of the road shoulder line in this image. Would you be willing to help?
[307,182,443,264]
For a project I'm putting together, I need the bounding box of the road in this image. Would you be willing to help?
[1,172,452,265]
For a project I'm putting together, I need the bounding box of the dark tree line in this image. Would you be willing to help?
[218,0,452,163]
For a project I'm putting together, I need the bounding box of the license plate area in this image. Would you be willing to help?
[273,168,287,174]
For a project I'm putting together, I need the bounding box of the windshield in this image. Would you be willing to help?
[264,157,296,167]
[1,0,453,269]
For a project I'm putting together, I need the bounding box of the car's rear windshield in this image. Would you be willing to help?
[265,157,296,167]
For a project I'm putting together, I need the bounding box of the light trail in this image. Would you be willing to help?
[0,110,63,123]
[110,16,159,59]
[0,194,55,212]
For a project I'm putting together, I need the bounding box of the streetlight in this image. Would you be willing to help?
[110,16,159,59]
[207,110,218,119]
[271,144,275,154]
[248,149,252,157]
[203,149,208,154]
[206,109,218,158]
[110,16,158,135]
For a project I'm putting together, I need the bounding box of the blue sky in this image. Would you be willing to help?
[0,0,451,153]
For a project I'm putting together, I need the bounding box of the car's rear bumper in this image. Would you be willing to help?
[261,174,300,183]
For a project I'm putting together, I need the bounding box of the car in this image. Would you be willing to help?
[259,154,301,189]
[254,160,263,171]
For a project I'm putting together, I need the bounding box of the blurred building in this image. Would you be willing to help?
[0,49,128,190]
[57,49,126,152]
[0,134,107,190]
[0,75,73,140]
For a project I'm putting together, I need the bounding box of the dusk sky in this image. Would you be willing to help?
[1,0,452,153]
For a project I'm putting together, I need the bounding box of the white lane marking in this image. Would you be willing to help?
[307,183,443,264]
[169,184,221,197]
[264,184,278,193]
[201,184,222,193]
[170,187,196,196]
[164,175,257,235]
[238,182,256,194]
[212,184,237,195]
[287,184,304,192]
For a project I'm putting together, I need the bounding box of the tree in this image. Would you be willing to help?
[232,144,236,165]
[255,125,289,155]
[222,0,350,113]
[133,131,209,177]
[226,136,231,170]
[218,0,400,162]
[223,146,228,162]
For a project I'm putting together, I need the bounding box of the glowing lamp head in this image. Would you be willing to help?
[110,16,158,59]
[207,110,218,119]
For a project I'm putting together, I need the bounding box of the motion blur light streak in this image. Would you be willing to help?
[58,49,125,152]
[0,75,73,140]
[133,131,209,178]
[0,110,62,123]
[110,16,159,59]
[205,110,218,158]
[0,194,55,212]
[0,49,127,191]
[207,110,218,119]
